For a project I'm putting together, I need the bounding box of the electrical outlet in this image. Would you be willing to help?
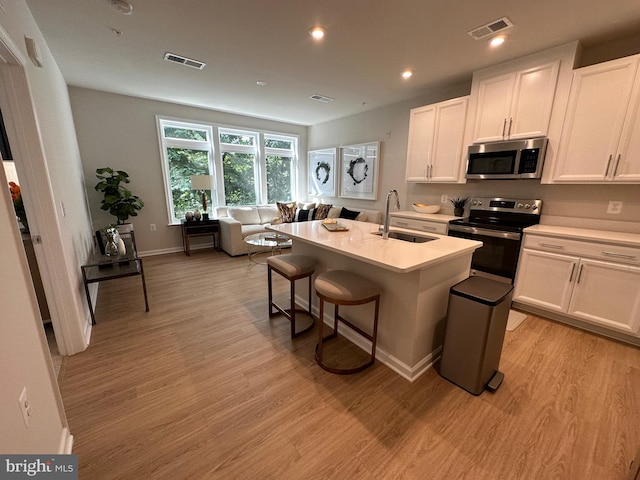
[607,201,623,214]
[441,195,448,204]
[18,387,31,429]
[149,224,157,231]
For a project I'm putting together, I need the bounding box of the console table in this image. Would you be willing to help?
[81,231,149,325]
[181,219,220,256]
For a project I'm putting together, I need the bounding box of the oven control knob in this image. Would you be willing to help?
[517,203,524,208]
[524,203,531,209]
[532,204,538,210]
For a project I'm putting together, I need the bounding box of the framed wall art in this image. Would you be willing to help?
[339,141,379,200]
[308,148,337,197]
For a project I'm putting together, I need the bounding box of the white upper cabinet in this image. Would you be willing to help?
[405,96,468,183]
[552,54,640,183]
[471,61,560,143]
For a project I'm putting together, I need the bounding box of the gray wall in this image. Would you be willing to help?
[69,88,308,254]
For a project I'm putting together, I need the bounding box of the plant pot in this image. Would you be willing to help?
[116,223,134,234]
[454,207,464,217]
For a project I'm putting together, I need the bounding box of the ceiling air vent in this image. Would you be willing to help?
[468,17,513,40]
[163,52,206,70]
[308,94,334,103]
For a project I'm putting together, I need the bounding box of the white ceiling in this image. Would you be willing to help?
[25,0,640,126]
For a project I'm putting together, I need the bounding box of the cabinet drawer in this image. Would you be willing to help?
[523,234,640,265]
[390,217,448,235]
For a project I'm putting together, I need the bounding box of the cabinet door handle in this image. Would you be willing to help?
[501,118,507,138]
[605,154,613,176]
[420,225,437,231]
[539,243,565,249]
[576,264,584,284]
[602,251,637,260]
[395,221,409,227]
[569,263,576,283]
[508,117,513,137]
[612,154,621,177]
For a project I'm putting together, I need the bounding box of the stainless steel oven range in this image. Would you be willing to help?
[448,197,542,284]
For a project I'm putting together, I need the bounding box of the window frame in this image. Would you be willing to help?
[156,116,215,225]
[157,116,299,224]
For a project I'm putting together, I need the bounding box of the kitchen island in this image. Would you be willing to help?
[266,219,481,381]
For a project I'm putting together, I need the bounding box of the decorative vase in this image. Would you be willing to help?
[185,211,193,221]
[194,209,202,221]
[104,227,120,257]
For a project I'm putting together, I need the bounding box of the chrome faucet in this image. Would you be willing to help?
[382,189,400,239]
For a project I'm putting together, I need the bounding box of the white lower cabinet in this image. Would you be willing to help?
[390,217,448,235]
[514,236,640,336]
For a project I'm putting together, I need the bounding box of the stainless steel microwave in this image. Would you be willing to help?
[466,137,548,180]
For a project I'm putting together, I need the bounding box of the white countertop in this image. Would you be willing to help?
[267,219,481,273]
[524,224,640,247]
[390,211,462,223]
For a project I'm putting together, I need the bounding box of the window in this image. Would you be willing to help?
[158,119,215,223]
[158,117,298,223]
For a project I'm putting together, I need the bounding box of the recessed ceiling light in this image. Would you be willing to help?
[489,35,507,47]
[256,81,268,86]
[402,69,413,79]
[309,26,326,40]
[108,0,133,15]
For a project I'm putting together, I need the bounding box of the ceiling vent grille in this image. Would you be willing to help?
[468,17,513,40]
[308,93,334,103]
[163,52,206,70]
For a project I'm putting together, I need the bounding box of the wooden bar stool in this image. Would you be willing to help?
[314,270,381,374]
[267,254,315,338]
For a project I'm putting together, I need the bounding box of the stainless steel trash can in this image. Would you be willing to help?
[439,276,514,395]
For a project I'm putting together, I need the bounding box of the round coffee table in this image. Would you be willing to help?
[244,232,292,263]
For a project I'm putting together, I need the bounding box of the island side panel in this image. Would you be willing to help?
[292,240,473,381]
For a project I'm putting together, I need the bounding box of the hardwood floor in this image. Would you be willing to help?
[59,249,640,479]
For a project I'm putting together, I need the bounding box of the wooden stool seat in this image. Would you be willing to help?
[267,254,315,338]
[314,270,381,374]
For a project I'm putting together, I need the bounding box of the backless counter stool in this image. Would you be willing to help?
[314,270,381,374]
[267,254,315,338]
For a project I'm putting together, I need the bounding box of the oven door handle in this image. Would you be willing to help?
[448,225,521,241]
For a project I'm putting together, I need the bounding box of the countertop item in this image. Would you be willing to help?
[267,219,481,273]
[524,225,640,247]
[412,203,441,214]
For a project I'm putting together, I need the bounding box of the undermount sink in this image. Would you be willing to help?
[373,230,438,243]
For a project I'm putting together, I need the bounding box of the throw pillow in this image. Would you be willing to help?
[277,201,297,223]
[339,207,360,220]
[314,203,332,220]
[294,208,316,222]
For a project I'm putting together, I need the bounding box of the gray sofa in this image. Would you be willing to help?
[216,203,382,256]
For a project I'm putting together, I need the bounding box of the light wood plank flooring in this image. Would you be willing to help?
[59,249,640,479]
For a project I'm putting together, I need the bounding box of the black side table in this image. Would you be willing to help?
[81,231,149,325]
[181,219,220,255]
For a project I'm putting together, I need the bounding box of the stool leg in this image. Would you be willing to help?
[317,297,325,360]
[290,275,296,338]
[307,273,313,318]
[333,304,339,335]
[267,265,274,317]
[371,295,380,362]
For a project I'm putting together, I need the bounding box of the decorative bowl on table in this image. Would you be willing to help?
[412,203,441,214]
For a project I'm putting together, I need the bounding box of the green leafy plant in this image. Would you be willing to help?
[95,167,144,224]
[450,196,469,209]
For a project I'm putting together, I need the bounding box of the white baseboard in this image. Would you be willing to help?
[58,428,74,454]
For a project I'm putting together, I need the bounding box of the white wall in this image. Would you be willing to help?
[309,49,640,234]
[68,87,308,255]
[0,0,95,358]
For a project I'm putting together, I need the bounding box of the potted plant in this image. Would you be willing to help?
[450,196,469,217]
[95,167,144,232]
